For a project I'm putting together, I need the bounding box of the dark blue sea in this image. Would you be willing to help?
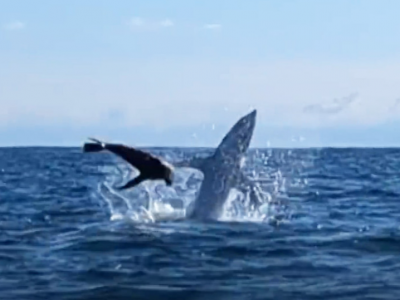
[1,147,399,300]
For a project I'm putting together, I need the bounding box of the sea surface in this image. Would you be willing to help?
[0,147,399,300]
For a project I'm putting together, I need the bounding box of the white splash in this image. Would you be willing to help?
[94,150,290,225]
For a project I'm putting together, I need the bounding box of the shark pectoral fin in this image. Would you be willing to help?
[185,199,195,217]
[236,172,264,209]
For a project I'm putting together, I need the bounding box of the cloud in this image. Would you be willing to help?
[3,21,25,31]
[127,17,144,28]
[389,98,400,111]
[204,23,222,30]
[303,93,358,115]
[2,59,400,133]
[126,17,174,31]
[160,19,174,27]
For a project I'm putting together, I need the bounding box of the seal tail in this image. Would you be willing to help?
[82,137,105,152]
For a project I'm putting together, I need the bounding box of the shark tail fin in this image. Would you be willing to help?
[83,137,105,153]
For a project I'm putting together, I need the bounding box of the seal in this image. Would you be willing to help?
[83,138,174,190]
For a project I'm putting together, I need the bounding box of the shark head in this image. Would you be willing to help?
[179,108,258,221]
[215,109,257,160]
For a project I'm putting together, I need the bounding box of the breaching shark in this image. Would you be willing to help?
[175,109,263,220]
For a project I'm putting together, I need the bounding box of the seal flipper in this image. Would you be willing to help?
[116,174,146,190]
[83,137,106,152]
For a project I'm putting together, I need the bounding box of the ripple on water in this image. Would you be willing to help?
[0,147,400,299]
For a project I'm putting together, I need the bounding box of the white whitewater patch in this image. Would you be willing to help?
[95,157,287,225]
[218,188,278,223]
[96,162,195,223]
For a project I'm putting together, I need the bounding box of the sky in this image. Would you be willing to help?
[1,0,400,148]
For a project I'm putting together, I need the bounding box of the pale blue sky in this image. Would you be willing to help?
[1,0,400,147]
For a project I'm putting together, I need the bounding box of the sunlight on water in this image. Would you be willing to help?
[94,150,298,225]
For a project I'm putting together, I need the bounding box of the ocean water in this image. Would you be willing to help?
[0,147,399,300]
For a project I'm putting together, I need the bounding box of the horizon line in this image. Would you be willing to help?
[1,145,400,150]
